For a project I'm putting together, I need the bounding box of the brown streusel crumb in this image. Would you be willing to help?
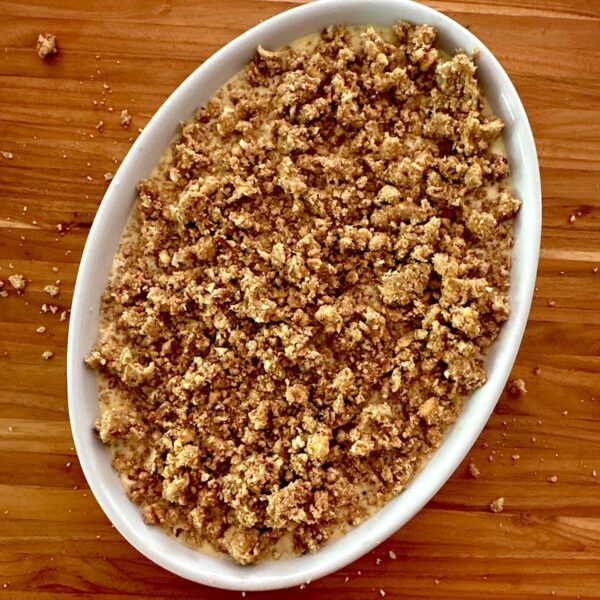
[44,283,60,298]
[86,23,520,564]
[120,109,132,128]
[36,33,58,59]
[468,461,480,478]
[507,378,527,397]
[8,274,26,292]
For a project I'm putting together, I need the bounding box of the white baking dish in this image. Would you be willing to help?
[67,0,541,590]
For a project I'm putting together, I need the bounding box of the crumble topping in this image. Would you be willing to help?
[86,22,520,564]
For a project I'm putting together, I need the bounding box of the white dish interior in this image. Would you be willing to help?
[67,0,541,591]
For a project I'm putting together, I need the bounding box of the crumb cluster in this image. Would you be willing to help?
[120,109,132,128]
[508,378,527,397]
[8,274,26,292]
[489,496,504,513]
[86,22,520,564]
[36,33,57,59]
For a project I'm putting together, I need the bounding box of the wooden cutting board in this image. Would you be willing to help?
[1,1,599,598]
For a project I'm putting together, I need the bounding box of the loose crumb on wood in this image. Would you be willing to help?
[388,550,397,560]
[104,172,114,182]
[8,274,26,292]
[533,366,540,375]
[42,351,54,360]
[1,150,13,159]
[36,326,46,334]
[36,33,58,59]
[507,378,527,397]
[120,109,132,128]
[44,283,60,297]
[489,497,504,513]
[548,475,558,483]
[511,453,520,461]
[468,461,480,478]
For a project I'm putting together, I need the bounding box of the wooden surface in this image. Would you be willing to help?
[1,1,599,598]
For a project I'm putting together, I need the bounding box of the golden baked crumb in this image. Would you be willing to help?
[44,283,60,297]
[36,33,57,59]
[508,378,527,397]
[468,461,480,478]
[8,274,26,292]
[87,22,520,564]
[120,109,132,128]
[489,497,504,513]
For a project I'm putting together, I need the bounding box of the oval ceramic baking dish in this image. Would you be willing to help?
[67,0,541,590]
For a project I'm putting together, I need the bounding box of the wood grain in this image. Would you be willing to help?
[1,1,599,598]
